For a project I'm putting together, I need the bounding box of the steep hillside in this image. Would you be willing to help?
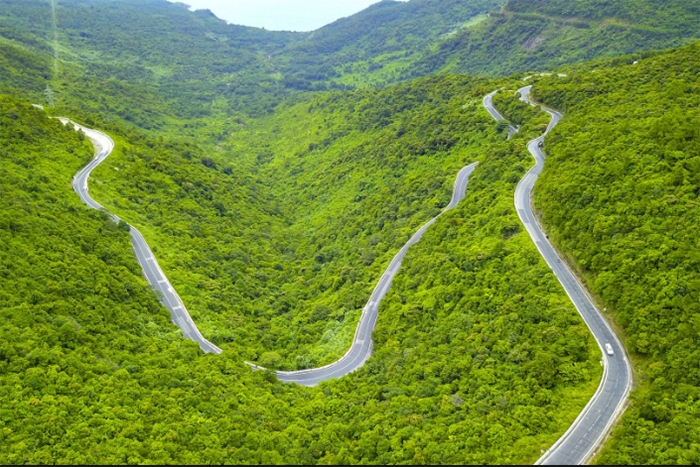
[0,88,601,464]
[279,0,503,88]
[89,75,513,369]
[0,0,503,117]
[0,0,303,118]
[408,0,700,78]
[530,44,700,464]
[5,0,699,126]
[0,39,52,100]
[1,0,699,463]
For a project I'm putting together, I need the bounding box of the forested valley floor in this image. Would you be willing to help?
[0,0,699,464]
[1,75,604,463]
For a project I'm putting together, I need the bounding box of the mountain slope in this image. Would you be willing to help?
[1,0,699,463]
[6,0,700,124]
[0,87,602,464]
[279,0,503,88]
[88,75,510,368]
[407,0,700,78]
[530,44,700,464]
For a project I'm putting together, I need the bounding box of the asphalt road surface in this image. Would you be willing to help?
[63,119,222,354]
[483,91,518,139]
[271,162,480,386]
[65,114,479,379]
[63,90,631,462]
[484,88,632,465]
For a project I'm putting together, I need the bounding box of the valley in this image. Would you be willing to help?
[0,0,698,464]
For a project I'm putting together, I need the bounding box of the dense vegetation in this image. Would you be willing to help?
[0,0,502,119]
[531,44,700,464]
[4,0,700,128]
[278,0,502,88]
[491,86,550,130]
[0,0,299,115]
[408,0,700,79]
[0,89,601,463]
[1,0,700,463]
[89,75,534,369]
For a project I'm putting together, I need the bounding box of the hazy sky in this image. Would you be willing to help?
[170,0,406,32]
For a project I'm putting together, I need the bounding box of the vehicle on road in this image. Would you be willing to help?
[487,87,632,465]
[605,343,615,356]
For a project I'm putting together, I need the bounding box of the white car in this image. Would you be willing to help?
[605,343,614,356]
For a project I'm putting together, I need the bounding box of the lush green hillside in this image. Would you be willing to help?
[0,40,51,101]
[280,0,503,88]
[409,0,700,78]
[0,0,500,118]
[0,0,300,152]
[88,75,528,369]
[530,44,700,464]
[2,0,699,463]
[0,90,601,463]
[5,0,699,127]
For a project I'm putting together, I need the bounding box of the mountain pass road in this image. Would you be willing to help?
[61,88,631,462]
[62,115,479,378]
[483,87,632,465]
[483,90,518,139]
[63,119,222,354]
[269,162,479,386]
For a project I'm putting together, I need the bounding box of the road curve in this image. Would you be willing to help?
[61,115,479,378]
[252,162,479,386]
[483,91,518,139]
[484,88,632,465]
[56,94,630,460]
[62,119,222,354]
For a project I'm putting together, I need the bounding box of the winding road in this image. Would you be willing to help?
[63,119,222,355]
[484,87,632,465]
[65,115,478,382]
[483,90,518,139]
[63,82,631,463]
[272,162,479,386]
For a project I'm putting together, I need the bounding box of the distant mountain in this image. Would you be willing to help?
[0,0,299,80]
[271,0,700,86]
[0,0,304,117]
[277,0,503,88]
[2,0,699,121]
[407,0,700,77]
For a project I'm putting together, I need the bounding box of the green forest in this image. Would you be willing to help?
[531,44,700,464]
[3,0,700,122]
[0,0,699,464]
[0,94,601,463]
[91,75,529,369]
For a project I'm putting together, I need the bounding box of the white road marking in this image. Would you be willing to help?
[485,88,631,465]
[65,118,221,355]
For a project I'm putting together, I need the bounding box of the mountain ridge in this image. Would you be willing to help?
[0,0,698,464]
